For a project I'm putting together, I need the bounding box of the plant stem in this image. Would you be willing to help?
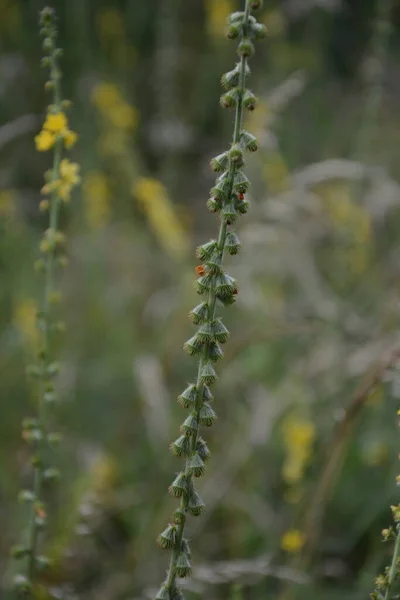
[164,1,253,590]
[384,527,400,600]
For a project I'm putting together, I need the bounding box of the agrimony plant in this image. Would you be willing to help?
[12,8,80,596]
[155,1,266,598]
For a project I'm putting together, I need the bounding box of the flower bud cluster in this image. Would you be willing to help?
[155,2,265,598]
[12,8,79,596]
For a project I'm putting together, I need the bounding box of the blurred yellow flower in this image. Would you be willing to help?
[0,189,15,218]
[281,529,305,553]
[205,0,235,39]
[44,111,68,133]
[14,299,38,350]
[64,129,78,149]
[97,7,125,40]
[282,414,316,486]
[42,159,80,202]
[35,129,55,152]
[132,177,190,260]
[92,82,122,110]
[83,171,111,229]
[108,104,138,130]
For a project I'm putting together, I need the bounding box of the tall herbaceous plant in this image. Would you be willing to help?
[12,8,80,596]
[155,2,266,598]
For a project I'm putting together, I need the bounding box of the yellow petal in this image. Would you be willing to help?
[44,111,68,133]
[35,130,56,152]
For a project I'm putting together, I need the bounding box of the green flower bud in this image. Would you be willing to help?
[228,11,245,24]
[194,273,214,295]
[43,467,60,482]
[18,490,36,504]
[197,322,214,343]
[250,0,263,10]
[180,413,198,437]
[206,252,222,275]
[236,198,249,215]
[174,552,192,578]
[36,555,51,571]
[215,273,237,298]
[187,452,206,477]
[157,524,176,550]
[251,22,268,39]
[202,385,214,402]
[226,24,240,39]
[173,508,186,525]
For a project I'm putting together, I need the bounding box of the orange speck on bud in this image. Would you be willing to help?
[35,505,47,519]
[233,287,238,295]
[195,265,205,276]
[238,192,245,200]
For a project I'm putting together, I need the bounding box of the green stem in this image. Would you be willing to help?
[384,527,400,600]
[25,54,63,585]
[164,0,252,591]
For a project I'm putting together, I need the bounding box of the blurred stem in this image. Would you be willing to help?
[164,0,252,591]
[26,49,63,584]
[384,527,400,600]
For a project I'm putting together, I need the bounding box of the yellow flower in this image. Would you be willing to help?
[205,0,235,39]
[281,529,305,553]
[42,159,80,202]
[14,299,39,350]
[63,128,78,149]
[83,171,111,229]
[60,159,80,186]
[108,103,138,130]
[132,177,189,260]
[35,129,56,152]
[91,82,122,110]
[44,111,68,133]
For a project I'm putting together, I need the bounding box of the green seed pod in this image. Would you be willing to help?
[225,232,241,255]
[197,322,214,343]
[202,385,214,402]
[174,552,192,578]
[173,508,186,525]
[220,88,239,109]
[221,67,240,90]
[250,0,263,9]
[36,555,51,571]
[169,472,188,498]
[240,130,258,152]
[233,171,250,193]
[196,239,218,261]
[211,318,230,343]
[170,435,191,457]
[178,384,197,408]
[222,202,238,225]
[188,302,209,324]
[187,453,206,477]
[18,490,36,504]
[199,403,218,426]
[243,89,257,111]
[251,22,268,39]
[228,143,244,166]
[194,273,214,295]
[188,491,205,516]
[11,545,31,560]
[228,11,245,24]
[43,468,60,483]
[206,197,222,213]
[210,152,229,171]
[157,524,176,550]
[206,341,224,363]
[215,273,237,298]
[13,574,32,594]
[206,252,222,275]
[183,333,204,356]
[200,361,217,385]
[155,585,171,600]
[180,413,198,437]
[196,437,211,461]
[236,198,249,215]
[226,24,240,39]
[237,37,255,58]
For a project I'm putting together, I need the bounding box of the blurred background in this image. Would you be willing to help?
[2,0,400,598]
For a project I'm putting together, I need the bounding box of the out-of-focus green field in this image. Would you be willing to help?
[1,0,400,598]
